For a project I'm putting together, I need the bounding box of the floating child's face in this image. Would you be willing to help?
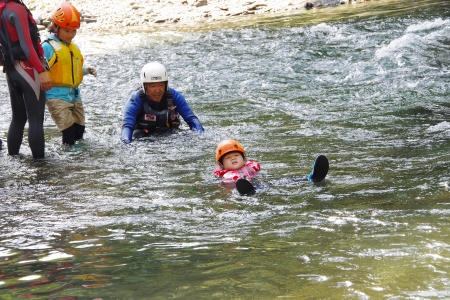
[221,151,246,170]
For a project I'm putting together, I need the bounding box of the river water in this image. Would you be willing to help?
[1,0,449,299]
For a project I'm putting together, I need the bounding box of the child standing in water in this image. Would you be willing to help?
[42,1,97,145]
[214,139,329,194]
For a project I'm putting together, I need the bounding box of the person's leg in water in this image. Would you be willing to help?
[6,83,26,155]
[6,69,46,159]
[47,99,85,146]
[74,123,85,141]
[266,155,329,186]
[308,155,329,182]
[236,155,330,195]
[27,91,46,158]
[62,124,75,145]
[236,178,256,195]
[73,101,85,141]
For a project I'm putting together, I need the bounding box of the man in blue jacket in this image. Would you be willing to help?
[121,62,204,143]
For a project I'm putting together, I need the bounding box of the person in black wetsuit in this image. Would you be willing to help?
[0,0,51,159]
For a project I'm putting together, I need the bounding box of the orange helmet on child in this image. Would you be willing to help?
[215,139,246,164]
[51,1,81,30]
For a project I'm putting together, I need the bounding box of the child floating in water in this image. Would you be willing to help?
[213,139,329,195]
[214,139,261,182]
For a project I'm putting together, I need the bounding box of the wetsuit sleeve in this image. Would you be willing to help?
[171,88,204,132]
[4,3,45,73]
[121,91,141,143]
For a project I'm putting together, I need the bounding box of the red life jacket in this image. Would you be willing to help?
[214,160,261,182]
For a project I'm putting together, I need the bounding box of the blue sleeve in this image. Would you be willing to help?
[42,41,54,63]
[121,91,142,143]
[171,88,204,132]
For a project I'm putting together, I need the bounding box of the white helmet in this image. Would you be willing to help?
[140,62,169,91]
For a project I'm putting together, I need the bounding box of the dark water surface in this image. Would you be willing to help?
[1,0,450,298]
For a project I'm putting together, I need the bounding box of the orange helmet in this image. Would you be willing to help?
[215,139,246,164]
[51,2,81,30]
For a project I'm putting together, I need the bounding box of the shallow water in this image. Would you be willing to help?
[1,0,450,299]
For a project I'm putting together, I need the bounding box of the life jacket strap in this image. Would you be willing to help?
[238,166,253,179]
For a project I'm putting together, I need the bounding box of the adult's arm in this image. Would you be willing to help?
[121,91,141,143]
[4,2,44,73]
[4,3,50,90]
[171,88,204,132]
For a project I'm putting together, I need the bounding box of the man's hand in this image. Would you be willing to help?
[39,72,51,91]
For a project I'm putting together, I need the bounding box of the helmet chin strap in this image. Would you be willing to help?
[54,26,60,39]
[143,84,151,98]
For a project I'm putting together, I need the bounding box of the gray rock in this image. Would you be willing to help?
[191,0,208,7]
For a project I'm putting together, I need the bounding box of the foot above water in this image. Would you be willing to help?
[308,155,329,183]
[236,178,256,195]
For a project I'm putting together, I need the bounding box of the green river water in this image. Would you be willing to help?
[1,0,449,299]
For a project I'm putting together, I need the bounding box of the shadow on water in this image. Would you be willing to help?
[1,0,450,298]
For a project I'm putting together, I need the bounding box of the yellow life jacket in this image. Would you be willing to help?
[46,39,84,87]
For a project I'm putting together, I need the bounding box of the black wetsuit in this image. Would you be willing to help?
[0,1,46,158]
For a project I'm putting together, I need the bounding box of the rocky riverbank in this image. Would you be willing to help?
[27,0,364,32]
